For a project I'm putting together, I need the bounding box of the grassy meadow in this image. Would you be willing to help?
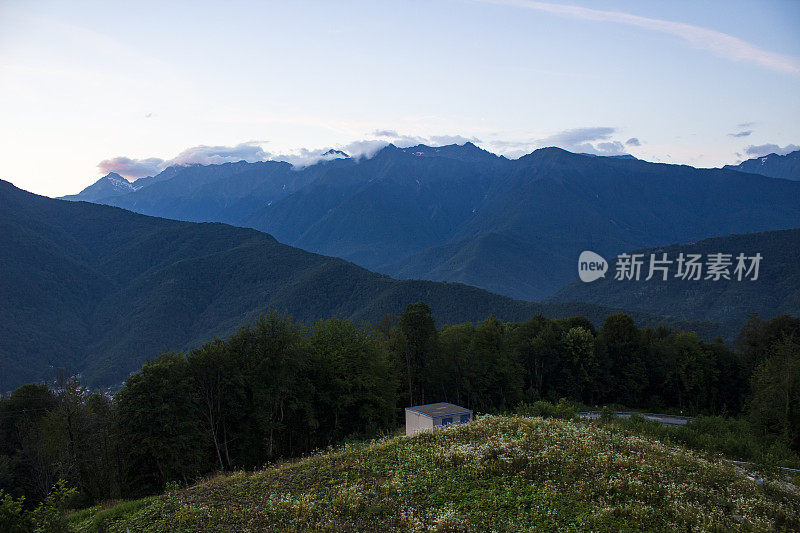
[69,415,800,532]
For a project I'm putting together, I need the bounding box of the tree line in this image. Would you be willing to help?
[1,306,798,509]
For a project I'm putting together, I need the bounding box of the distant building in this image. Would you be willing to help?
[405,402,472,436]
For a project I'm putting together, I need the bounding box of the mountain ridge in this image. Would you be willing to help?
[723,149,800,181]
[59,144,800,300]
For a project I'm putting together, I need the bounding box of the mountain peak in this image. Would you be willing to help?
[323,148,349,157]
[516,146,573,163]
[724,149,800,181]
[60,171,137,202]
[397,142,497,163]
[102,172,134,186]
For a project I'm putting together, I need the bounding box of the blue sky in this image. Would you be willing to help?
[1,0,798,196]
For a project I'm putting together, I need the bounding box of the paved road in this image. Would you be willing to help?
[578,411,694,427]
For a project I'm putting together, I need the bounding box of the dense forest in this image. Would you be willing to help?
[1,306,798,516]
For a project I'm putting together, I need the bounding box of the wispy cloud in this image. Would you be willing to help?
[728,130,752,138]
[98,156,165,179]
[274,134,483,168]
[371,130,480,147]
[98,128,643,178]
[169,141,269,166]
[97,138,406,177]
[536,127,628,155]
[98,141,270,179]
[271,140,389,168]
[481,0,800,74]
[744,143,800,157]
[481,127,635,157]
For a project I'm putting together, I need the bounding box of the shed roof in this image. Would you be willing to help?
[406,402,472,418]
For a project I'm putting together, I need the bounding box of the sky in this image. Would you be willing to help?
[1,0,799,197]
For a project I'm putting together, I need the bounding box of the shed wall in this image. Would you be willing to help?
[405,410,434,436]
[433,412,472,427]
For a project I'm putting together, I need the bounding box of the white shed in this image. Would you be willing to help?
[405,402,473,436]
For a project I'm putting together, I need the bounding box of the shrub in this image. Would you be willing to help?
[0,491,34,533]
[32,480,77,533]
[0,480,76,533]
[599,405,616,422]
[514,399,578,420]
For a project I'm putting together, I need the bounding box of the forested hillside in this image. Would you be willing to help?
[550,229,800,325]
[0,180,711,390]
[3,309,798,530]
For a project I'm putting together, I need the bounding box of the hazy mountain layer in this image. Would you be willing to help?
[62,144,800,300]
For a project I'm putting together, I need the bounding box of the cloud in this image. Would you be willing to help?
[263,140,394,169]
[539,126,616,146]
[100,129,609,177]
[534,126,629,155]
[97,156,165,180]
[169,141,269,166]
[744,143,800,157]
[97,141,270,178]
[369,130,481,148]
[270,134,483,168]
[340,140,391,159]
[272,146,354,168]
[480,140,538,159]
[483,127,639,157]
[482,0,800,74]
[737,122,755,128]
[371,130,425,146]
[594,141,626,154]
[429,134,481,145]
[728,130,752,138]
[269,147,346,168]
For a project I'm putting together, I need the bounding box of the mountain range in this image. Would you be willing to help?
[63,144,800,300]
[2,179,715,391]
[723,150,800,181]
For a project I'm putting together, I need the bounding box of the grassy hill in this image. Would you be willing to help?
[69,415,799,532]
